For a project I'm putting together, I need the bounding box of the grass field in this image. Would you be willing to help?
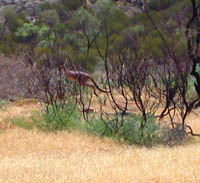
[0,101,200,183]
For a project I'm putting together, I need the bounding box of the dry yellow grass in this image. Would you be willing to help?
[1,128,200,183]
[0,100,200,183]
[0,100,41,130]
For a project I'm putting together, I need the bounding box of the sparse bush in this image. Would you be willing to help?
[33,100,81,131]
[11,117,36,130]
[119,114,164,146]
[186,76,198,101]
[61,0,84,10]
[87,114,164,146]
[0,100,6,109]
[2,7,23,33]
[164,123,190,146]
[86,118,116,137]
[148,0,182,11]
[40,9,60,26]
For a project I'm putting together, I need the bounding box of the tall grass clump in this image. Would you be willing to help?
[11,117,36,130]
[33,100,82,131]
[119,114,164,146]
[86,118,117,138]
[0,100,7,110]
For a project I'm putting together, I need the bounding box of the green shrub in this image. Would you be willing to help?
[76,51,98,72]
[160,0,190,20]
[119,114,164,146]
[61,0,84,10]
[11,101,83,132]
[86,118,116,137]
[86,113,164,146]
[40,10,60,26]
[39,2,54,11]
[28,99,81,131]
[186,76,198,101]
[11,117,36,130]
[148,0,182,11]
[0,100,6,109]
[3,7,18,32]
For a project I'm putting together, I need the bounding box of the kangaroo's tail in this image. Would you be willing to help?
[89,77,110,93]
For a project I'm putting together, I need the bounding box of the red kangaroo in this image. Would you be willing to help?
[61,65,109,96]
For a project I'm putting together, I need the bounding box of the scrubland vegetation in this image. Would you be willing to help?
[1,0,200,182]
[0,0,200,144]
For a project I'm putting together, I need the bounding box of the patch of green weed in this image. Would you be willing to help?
[11,117,36,130]
[31,101,82,131]
[86,113,164,146]
[118,114,164,146]
[0,100,7,110]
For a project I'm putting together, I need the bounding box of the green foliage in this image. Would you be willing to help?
[175,37,187,57]
[92,0,129,35]
[0,34,18,55]
[120,25,144,54]
[15,23,59,48]
[40,9,60,26]
[87,114,164,146]
[0,100,6,110]
[38,25,55,48]
[131,11,147,25]
[110,34,124,53]
[11,117,36,130]
[86,118,114,137]
[3,7,22,32]
[107,9,130,34]
[93,0,116,23]
[141,31,164,59]
[15,23,39,42]
[160,0,190,20]
[196,64,200,75]
[38,25,51,38]
[34,101,81,131]
[39,2,54,11]
[0,23,4,36]
[131,25,144,33]
[76,50,98,72]
[11,101,81,131]
[186,76,198,101]
[61,0,84,10]
[148,0,182,11]
[75,7,100,36]
[0,0,195,147]
[118,114,163,146]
